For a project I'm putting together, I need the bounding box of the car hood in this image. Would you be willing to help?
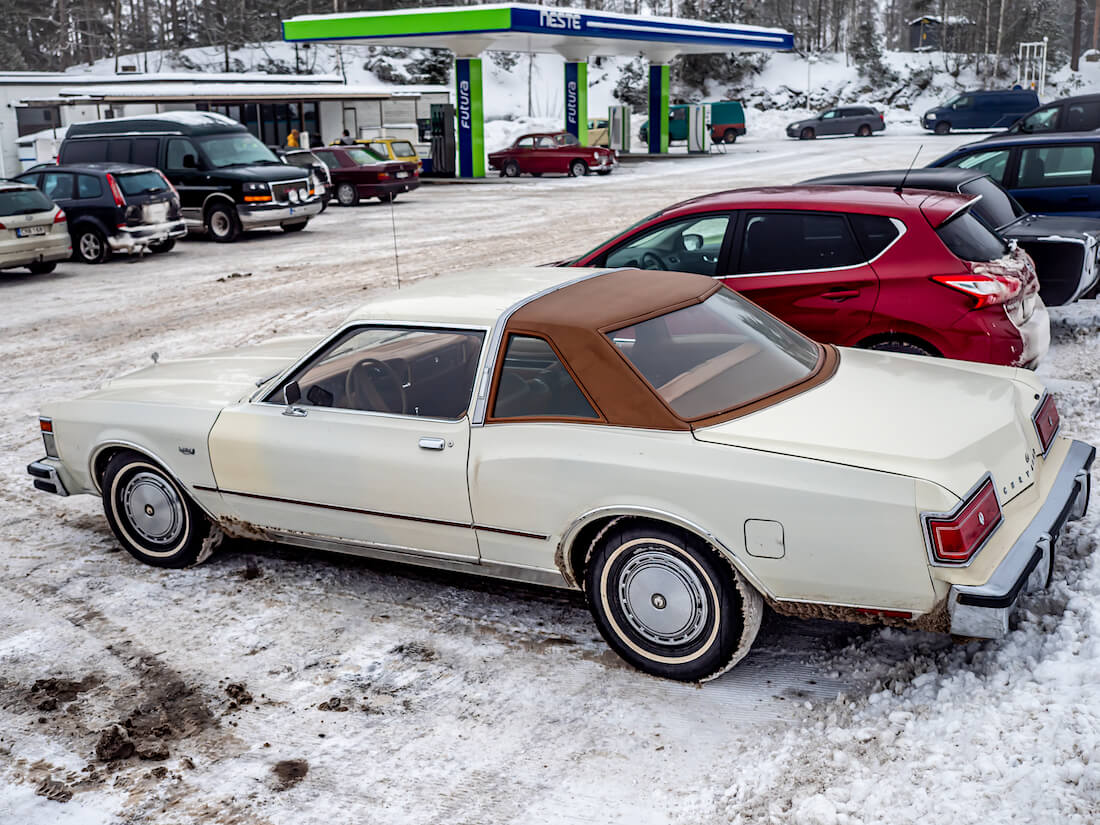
[81,336,318,408]
[210,165,311,183]
[1000,213,1100,243]
[692,348,1039,503]
[787,119,813,129]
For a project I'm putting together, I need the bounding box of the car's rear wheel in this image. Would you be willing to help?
[934,121,951,135]
[336,183,360,206]
[148,238,175,253]
[503,160,521,178]
[206,204,240,243]
[101,451,210,569]
[27,261,57,274]
[584,522,762,682]
[74,227,110,264]
[722,129,738,144]
[800,127,815,140]
[282,221,308,233]
[569,159,588,177]
[856,124,872,137]
[865,338,937,357]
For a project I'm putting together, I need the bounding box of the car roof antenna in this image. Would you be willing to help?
[388,193,401,290]
[896,145,923,195]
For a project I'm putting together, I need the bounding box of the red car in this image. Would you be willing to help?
[488,132,616,178]
[570,186,1049,367]
[311,146,419,206]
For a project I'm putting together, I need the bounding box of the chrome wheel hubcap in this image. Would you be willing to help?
[618,549,708,646]
[80,234,101,259]
[123,472,184,545]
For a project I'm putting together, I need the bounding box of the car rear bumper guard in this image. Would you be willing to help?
[110,219,188,253]
[948,439,1095,638]
[27,458,69,497]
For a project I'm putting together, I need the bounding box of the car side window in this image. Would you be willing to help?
[952,96,973,110]
[133,138,159,167]
[605,215,731,276]
[848,214,900,259]
[77,174,103,199]
[106,140,131,163]
[821,110,838,119]
[63,140,107,163]
[738,212,863,274]
[1019,106,1060,133]
[536,136,557,149]
[515,137,535,149]
[492,335,597,420]
[165,138,199,172]
[41,172,74,200]
[1017,145,1096,188]
[315,152,339,168]
[272,326,485,420]
[1065,101,1100,131]
[557,133,580,146]
[943,148,1011,183]
[367,142,389,158]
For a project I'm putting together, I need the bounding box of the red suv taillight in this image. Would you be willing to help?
[106,173,126,207]
[931,273,1022,308]
[1032,393,1060,456]
[54,209,66,223]
[923,476,1002,565]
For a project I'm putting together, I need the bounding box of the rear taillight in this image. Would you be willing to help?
[54,210,66,223]
[0,221,6,229]
[923,476,1002,565]
[157,171,179,199]
[40,417,58,458]
[379,172,391,180]
[931,273,1022,308]
[106,174,126,207]
[1032,393,1060,456]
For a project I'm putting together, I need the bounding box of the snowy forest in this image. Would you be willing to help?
[0,0,1092,80]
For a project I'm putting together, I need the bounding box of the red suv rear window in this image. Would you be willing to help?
[936,211,1007,262]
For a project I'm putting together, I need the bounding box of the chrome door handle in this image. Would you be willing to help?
[282,406,307,417]
[418,437,445,451]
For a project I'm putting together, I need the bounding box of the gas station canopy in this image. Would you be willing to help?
[282,4,794,177]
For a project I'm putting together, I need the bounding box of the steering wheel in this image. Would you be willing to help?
[345,358,407,414]
[640,251,667,270]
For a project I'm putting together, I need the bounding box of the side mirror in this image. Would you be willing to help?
[682,233,704,252]
[182,154,197,169]
[283,381,301,406]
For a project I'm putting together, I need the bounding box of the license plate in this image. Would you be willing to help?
[396,171,409,179]
[16,226,46,237]
[143,203,168,223]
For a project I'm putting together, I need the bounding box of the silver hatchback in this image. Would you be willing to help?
[0,181,70,275]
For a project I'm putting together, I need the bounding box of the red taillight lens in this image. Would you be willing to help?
[106,174,126,207]
[378,172,391,180]
[0,221,6,229]
[40,418,53,433]
[54,209,66,223]
[925,477,1002,565]
[931,273,1022,308]
[1032,393,1060,455]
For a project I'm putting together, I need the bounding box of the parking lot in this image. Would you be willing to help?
[3,129,1099,825]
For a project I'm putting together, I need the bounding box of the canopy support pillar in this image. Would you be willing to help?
[564,61,588,144]
[648,63,670,154]
[455,56,485,178]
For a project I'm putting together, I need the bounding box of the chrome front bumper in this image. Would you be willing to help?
[948,439,1095,637]
[28,459,69,497]
[237,200,322,229]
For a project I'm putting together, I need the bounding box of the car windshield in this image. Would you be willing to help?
[390,141,416,156]
[960,176,1025,227]
[116,170,169,196]
[607,289,821,420]
[197,134,280,168]
[346,148,383,165]
[0,187,53,215]
[936,210,1008,262]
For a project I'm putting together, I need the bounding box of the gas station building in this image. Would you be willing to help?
[283,4,793,177]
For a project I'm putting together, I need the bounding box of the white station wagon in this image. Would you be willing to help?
[29,267,1094,681]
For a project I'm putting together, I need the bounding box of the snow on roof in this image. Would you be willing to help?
[15,125,69,145]
[17,82,443,104]
[908,15,974,25]
[0,71,344,85]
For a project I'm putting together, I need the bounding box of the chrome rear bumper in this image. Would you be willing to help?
[948,439,1094,637]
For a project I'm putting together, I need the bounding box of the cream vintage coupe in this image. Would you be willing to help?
[28,267,1094,681]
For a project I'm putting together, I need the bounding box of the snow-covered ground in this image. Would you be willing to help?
[1,131,1098,824]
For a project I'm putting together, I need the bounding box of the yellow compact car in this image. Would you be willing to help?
[587,119,609,147]
[356,137,423,172]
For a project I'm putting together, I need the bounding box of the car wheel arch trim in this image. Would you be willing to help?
[201,192,236,216]
[89,440,219,523]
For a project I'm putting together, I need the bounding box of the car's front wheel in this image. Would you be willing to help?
[27,261,57,274]
[722,129,738,144]
[378,193,398,203]
[800,127,816,140]
[75,227,110,264]
[856,124,873,137]
[569,159,588,177]
[336,182,360,206]
[148,238,175,253]
[934,121,951,135]
[502,160,521,178]
[101,451,210,568]
[206,204,240,243]
[282,221,308,233]
[585,522,762,682]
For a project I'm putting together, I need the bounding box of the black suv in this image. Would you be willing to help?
[15,163,186,264]
[59,112,321,243]
[1004,93,1100,135]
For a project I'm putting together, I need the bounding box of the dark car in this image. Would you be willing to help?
[310,146,419,206]
[805,167,1100,305]
[488,132,616,177]
[786,106,884,140]
[1004,93,1100,136]
[14,163,186,264]
[921,89,1040,134]
[929,132,1100,219]
[276,148,332,212]
[566,186,1048,368]
[60,112,321,243]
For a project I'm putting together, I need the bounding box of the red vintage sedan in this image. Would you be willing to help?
[489,132,616,178]
[569,186,1049,367]
[311,146,419,206]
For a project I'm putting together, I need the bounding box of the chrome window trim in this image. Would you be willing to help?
[249,320,491,422]
[471,268,626,426]
[919,471,1002,568]
[728,216,907,279]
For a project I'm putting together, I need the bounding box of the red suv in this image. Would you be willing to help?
[569,186,1048,367]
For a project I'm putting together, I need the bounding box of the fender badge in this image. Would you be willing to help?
[178,446,195,455]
